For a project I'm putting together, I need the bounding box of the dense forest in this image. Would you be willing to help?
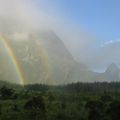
[0,81,119,120]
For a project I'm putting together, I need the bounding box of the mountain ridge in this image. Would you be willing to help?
[0,31,120,84]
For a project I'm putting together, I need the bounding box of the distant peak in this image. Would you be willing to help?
[106,63,119,73]
[109,63,118,68]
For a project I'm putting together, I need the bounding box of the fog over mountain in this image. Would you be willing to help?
[0,0,120,84]
[0,0,119,71]
[0,30,120,84]
[0,30,96,84]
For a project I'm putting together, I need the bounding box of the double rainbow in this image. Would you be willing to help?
[0,34,52,85]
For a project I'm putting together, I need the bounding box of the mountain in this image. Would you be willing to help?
[0,30,96,84]
[0,30,119,84]
[96,63,120,82]
[103,63,120,81]
[105,63,120,74]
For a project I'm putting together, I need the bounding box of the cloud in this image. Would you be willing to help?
[1,0,119,72]
[81,39,120,71]
[103,39,120,46]
[0,0,95,55]
[0,0,58,32]
[104,40,115,45]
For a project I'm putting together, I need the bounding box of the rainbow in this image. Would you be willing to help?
[0,35,25,85]
[30,35,52,84]
[0,34,53,85]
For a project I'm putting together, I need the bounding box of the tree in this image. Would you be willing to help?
[85,100,104,120]
[24,96,46,120]
[107,100,120,120]
[100,95,113,103]
[0,103,2,116]
[0,86,14,99]
[55,112,71,120]
[11,104,19,112]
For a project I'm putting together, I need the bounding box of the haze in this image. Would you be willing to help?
[0,0,120,72]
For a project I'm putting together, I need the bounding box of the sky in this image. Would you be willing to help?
[32,0,120,71]
[0,0,120,72]
[34,0,120,42]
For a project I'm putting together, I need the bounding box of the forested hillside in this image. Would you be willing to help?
[0,81,119,120]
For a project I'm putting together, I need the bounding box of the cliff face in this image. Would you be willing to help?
[0,31,119,85]
[0,31,95,84]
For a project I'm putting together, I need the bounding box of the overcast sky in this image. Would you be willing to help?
[0,0,120,72]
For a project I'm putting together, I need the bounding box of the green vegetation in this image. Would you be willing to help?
[0,81,120,120]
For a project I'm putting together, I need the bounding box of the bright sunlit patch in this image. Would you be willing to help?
[0,34,25,85]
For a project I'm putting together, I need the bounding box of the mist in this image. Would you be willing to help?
[0,0,119,72]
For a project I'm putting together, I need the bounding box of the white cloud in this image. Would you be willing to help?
[104,40,115,45]
[0,0,95,57]
[82,39,120,71]
[104,39,120,45]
